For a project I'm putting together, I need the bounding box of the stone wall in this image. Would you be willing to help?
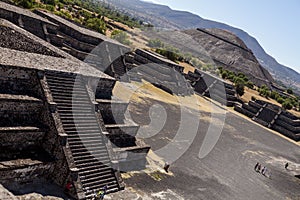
[0,2,57,41]
[125,49,194,96]
[0,128,44,150]
[234,100,300,141]
[187,70,237,106]
[0,66,43,98]
[0,162,54,186]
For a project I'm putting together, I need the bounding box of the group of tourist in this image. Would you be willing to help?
[91,185,107,200]
[254,162,290,178]
[64,181,107,200]
[254,162,270,177]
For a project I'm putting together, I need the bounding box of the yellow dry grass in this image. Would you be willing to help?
[113,80,224,115]
[241,87,300,118]
[178,62,195,74]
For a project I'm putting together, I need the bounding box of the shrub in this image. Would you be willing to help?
[221,71,228,79]
[270,91,279,100]
[147,38,164,48]
[277,97,284,104]
[246,81,254,89]
[155,46,181,62]
[111,30,131,45]
[228,74,235,82]
[86,18,106,35]
[282,100,293,110]
[235,80,245,97]
[287,88,294,94]
[43,0,56,6]
[14,0,35,8]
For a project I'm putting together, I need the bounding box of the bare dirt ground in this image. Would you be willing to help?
[108,80,300,200]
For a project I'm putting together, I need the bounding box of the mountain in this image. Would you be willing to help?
[104,0,300,91]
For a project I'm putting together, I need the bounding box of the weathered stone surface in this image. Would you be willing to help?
[0,25,62,57]
[235,100,300,141]
[183,29,274,86]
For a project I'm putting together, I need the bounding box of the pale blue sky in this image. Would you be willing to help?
[150,0,300,73]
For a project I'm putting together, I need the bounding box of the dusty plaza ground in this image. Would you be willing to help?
[105,89,300,200]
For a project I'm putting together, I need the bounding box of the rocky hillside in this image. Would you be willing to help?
[105,0,300,91]
[142,28,273,86]
[184,29,274,86]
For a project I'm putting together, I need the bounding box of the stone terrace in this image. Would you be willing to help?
[0,13,149,199]
[235,100,300,141]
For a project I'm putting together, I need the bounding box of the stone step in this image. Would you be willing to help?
[0,126,42,133]
[60,113,96,118]
[68,138,103,146]
[76,160,111,169]
[79,166,112,176]
[50,88,87,95]
[80,170,113,182]
[46,78,77,85]
[49,88,87,95]
[57,106,92,112]
[68,135,103,142]
[63,120,98,127]
[69,141,104,149]
[46,78,81,85]
[73,152,108,162]
[84,187,119,199]
[48,84,86,91]
[74,156,109,165]
[66,130,102,136]
[62,120,98,125]
[72,149,108,157]
[60,116,96,122]
[56,103,92,108]
[81,175,116,186]
[57,109,94,114]
[66,132,101,137]
[47,80,85,89]
[82,176,117,188]
[54,98,91,104]
[52,93,90,101]
[45,72,77,79]
[62,124,100,130]
[82,180,118,192]
[70,146,106,153]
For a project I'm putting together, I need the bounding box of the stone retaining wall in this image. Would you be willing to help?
[235,100,300,141]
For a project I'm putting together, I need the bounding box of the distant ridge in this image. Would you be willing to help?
[105,0,300,92]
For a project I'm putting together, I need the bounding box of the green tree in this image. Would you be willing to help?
[287,88,294,95]
[111,30,131,45]
[86,18,107,35]
[148,38,164,48]
[14,0,35,8]
[277,97,284,104]
[221,71,228,79]
[246,81,254,89]
[235,80,245,97]
[43,0,56,6]
[282,100,293,110]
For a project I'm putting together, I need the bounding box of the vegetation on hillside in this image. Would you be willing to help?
[111,30,131,45]
[147,38,218,73]
[218,67,299,110]
[12,0,144,36]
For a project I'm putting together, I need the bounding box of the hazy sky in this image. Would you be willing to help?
[150,0,300,73]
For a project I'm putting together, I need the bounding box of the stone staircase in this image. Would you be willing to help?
[45,71,122,198]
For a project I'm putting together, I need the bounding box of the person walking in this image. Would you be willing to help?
[164,162,170,173]
[257,163,262,173]
[261,166,267,176]
[98,185,108,200]
[254,162,259,172]
[285,162,289,170]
